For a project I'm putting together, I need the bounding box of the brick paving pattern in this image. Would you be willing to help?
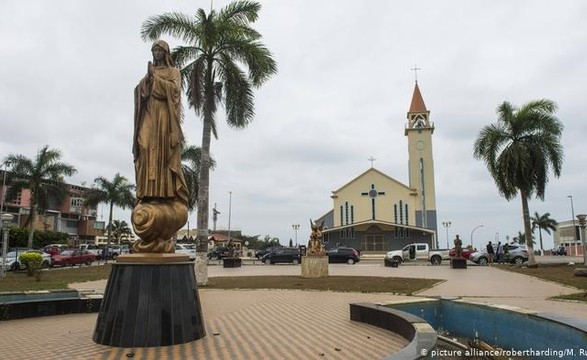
[0,290,408,360]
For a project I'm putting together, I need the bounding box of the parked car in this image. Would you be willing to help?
[255,247,276,260]
[176,243,197,261]
[261,247,301,265]
[79,244,102,259]
[208,247,230,260]
[385,243,450,265]
[327,247,360,264]
[43,244,68,257]
[52,249,97,267]
[469,244,529,265]
[448,247,477,259]
[0,249,50,271]
[105,245,130,259]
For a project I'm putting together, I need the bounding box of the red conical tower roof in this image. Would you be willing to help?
[409,82,427,112]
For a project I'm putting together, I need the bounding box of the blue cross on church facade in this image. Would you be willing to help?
[361,184,385,220]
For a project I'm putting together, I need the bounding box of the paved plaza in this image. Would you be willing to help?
[1,259,586,359]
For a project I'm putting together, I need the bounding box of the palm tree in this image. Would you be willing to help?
[512,231,524,244]
[473,99,563,267]
[531,211,558,253]
[4,145,76,248]
[110,219,132,245]
[84,173,135,256]
[514,231,535,246]
[181,144,216,213]
[141,0,277,283]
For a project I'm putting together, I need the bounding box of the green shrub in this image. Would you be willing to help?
[7,228,69,248]
[18,252,43,280]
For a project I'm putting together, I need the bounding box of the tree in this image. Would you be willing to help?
[531,211,558,252]
[84,173,135,256]
[512,232,523,244]
[141,0,277,283]
[109,219,133,245]
[514,231,535,245]
[4,145,76,248]
[473,99,563,267]
[181,143,216,213]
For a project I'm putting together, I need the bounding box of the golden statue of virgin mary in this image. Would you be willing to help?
[131,40,188,254]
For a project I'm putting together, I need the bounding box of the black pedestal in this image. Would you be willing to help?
[450,258,467,269]
[93,259,206,347]
[223,257,242,268]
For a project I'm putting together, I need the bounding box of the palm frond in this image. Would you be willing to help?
[141,12,200,45]
[218,0,261,24]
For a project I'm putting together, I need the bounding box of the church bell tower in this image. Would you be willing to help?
[405,82,437,232]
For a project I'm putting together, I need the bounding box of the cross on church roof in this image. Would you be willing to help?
[368,156,376,168]
[410,64,421,83]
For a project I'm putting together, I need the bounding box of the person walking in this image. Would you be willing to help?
[486,241,495,265]
[496,241,504,264]
[503,243,510,264]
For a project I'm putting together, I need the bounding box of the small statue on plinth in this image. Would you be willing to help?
[222,239,241,268]
[307,219,326,256]
[453,235,463,258]
[450,234,467,269]
[226,239,236,257]
[131,40,188,254]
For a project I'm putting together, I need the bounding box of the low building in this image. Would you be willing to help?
[0,169,106,244]
[552,219,584,255]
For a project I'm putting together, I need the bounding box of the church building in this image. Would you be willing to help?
[316,82,438,253]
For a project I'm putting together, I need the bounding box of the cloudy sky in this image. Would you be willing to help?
[1,0,586,250]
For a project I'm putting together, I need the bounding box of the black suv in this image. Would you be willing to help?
[327,247,360,264]
[261,247,301,265]
[254,247,276,260]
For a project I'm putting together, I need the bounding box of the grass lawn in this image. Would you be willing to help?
[202,275,439,294]
[0,265,439,294]
[0,264,112,292]
[504,263,587,302]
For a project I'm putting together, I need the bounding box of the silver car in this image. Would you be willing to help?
[469,244,529,265]
[175,243,197,261]
[0,249,51,271]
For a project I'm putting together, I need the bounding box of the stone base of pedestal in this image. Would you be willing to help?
[223,257,242,268]
[574,268,587,277]
[301,256,329,278]
[450,258,467,269]
[93,254,206,347]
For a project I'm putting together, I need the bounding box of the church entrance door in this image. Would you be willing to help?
[362,234,385,252]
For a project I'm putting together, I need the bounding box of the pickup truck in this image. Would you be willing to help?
[385,243,450,265]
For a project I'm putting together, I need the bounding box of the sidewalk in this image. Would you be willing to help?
[0,263,585,359]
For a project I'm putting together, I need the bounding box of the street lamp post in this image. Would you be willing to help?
[576,214,587,266]
[1,213,14,277]
[441,221,452,249]
[470,224,484,249]
[568,195,577,256]
[0,161,12,217]
[292,224,300,246]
